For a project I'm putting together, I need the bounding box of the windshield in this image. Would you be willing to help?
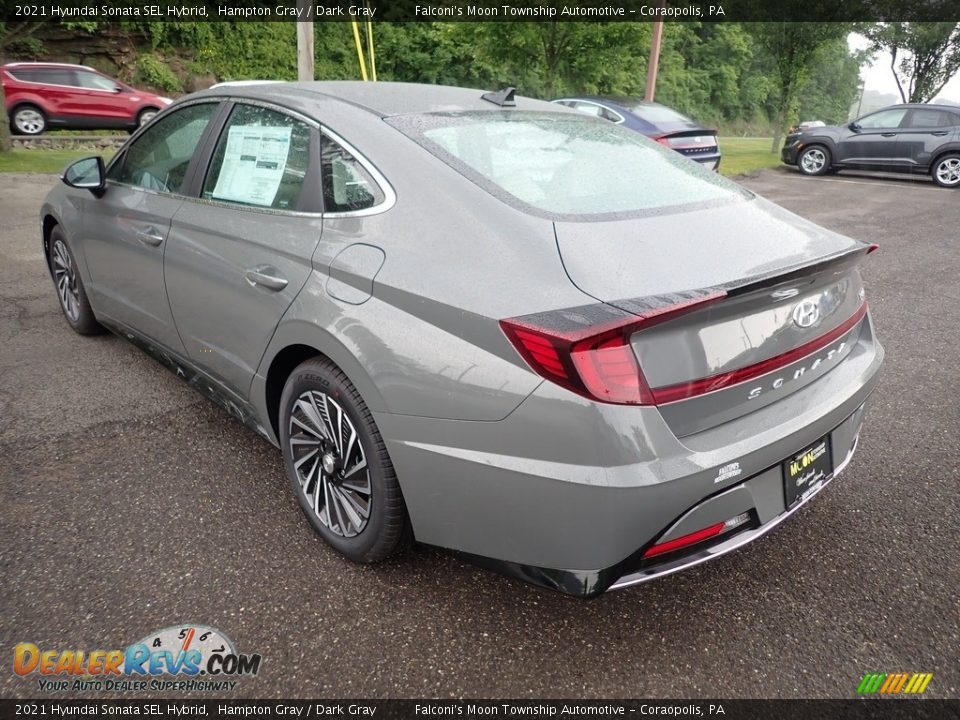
[388,111,747,219]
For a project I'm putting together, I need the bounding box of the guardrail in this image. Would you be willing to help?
[11,135,128,150]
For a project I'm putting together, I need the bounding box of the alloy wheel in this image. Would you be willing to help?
[288,390,371,538]
[935,158,960,187]
[52,239,80,322]
[139,111,157,126]
[800,148,826,174]
[14,108,44,135]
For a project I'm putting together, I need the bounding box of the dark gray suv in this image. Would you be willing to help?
[782,103,960,187]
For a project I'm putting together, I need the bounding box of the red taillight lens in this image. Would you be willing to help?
[654,136,671,147]
[499,292,725,406]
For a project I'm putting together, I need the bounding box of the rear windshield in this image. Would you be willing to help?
[628,103,693,124]
[387,111,747,220]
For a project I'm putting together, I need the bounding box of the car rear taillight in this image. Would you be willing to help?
[499,292,726,405]
[502,293,869,407]
[654,136,671,147]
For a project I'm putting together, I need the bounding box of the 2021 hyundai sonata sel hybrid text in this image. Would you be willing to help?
[42,82,883,597]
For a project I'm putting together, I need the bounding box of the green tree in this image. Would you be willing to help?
[864,22,960,103]
[797,38,867,124]
[746,22,852,151]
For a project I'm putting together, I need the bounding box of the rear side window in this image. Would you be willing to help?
[321,136,385,213]
[571,102,621,124]
[390,111,747,219]
[905,109,956,128]
[11,68,74,86]
[111,102,217,194]
[203,103,312,211]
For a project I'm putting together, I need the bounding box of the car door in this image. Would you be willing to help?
[163,101,324,397]
[836,108,908,168]
[71,69,128,124]
[897,108,959,170]
[29,67,78,121]
[79,100,223,352]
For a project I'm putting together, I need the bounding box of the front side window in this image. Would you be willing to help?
[111,102,217,194]
[75,71,118,92]
[321,135,384,213]
[390,111,747,218]
[858,109,907,129]
[202,104,312,211]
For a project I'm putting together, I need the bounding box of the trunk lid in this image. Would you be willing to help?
[554,197,872,436]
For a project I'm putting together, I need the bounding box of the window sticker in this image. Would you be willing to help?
[211,125,293,206]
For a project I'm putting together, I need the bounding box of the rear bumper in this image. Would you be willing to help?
[376,316,883,597]
[609,416,862,590]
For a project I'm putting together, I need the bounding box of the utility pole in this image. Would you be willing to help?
[644,1,666,102]
[296,0,314,81]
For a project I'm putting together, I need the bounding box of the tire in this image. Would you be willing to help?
[797,145,831,176]
[931,154,960,188]
[11,104,46,135]
[137,107,159,128]
[48,227,104,335]
[279,357,410,563]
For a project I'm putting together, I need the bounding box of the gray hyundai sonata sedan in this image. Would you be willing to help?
[41,82,883,597]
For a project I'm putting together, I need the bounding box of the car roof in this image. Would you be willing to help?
[190,81,572,119]
[873,103,960,111]
[2,61,95,71]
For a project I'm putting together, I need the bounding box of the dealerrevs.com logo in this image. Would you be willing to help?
[13,624,262,693]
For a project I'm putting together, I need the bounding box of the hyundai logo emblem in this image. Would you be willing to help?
[792,298,820,328]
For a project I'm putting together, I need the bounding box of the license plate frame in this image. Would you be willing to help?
[783,434,833,508]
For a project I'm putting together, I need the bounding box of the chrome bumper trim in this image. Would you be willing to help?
[608,434,859,591]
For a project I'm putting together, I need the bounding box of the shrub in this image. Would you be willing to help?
[135,53,182,93]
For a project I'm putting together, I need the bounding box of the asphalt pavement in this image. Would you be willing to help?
[1,166,957,699]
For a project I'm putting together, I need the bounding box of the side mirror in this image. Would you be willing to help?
[848,121,861,132]
[62,156,106,197]
[113,85,123,93]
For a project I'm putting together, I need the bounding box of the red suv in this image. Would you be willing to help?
[2,62,172,135]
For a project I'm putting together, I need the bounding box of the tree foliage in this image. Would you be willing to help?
[745,22,854,150]
[864,22,960,103]
[0,19,870,143]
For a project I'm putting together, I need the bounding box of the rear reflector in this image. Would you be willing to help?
[643,512,751,559]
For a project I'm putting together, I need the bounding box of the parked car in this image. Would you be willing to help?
[1,62,173,135]
[782,103,960,188]
[41,82,883,597]
[552,96,722,170]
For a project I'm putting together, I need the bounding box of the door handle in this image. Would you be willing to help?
[135,229,164,247]
[932,131,949,136]
[245,265,288,291]
[880,132,897,137]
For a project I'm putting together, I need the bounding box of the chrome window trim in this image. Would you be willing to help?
[551,98,626,125]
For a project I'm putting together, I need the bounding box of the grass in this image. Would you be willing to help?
[718,137,782,177]
[0,149,114,173]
